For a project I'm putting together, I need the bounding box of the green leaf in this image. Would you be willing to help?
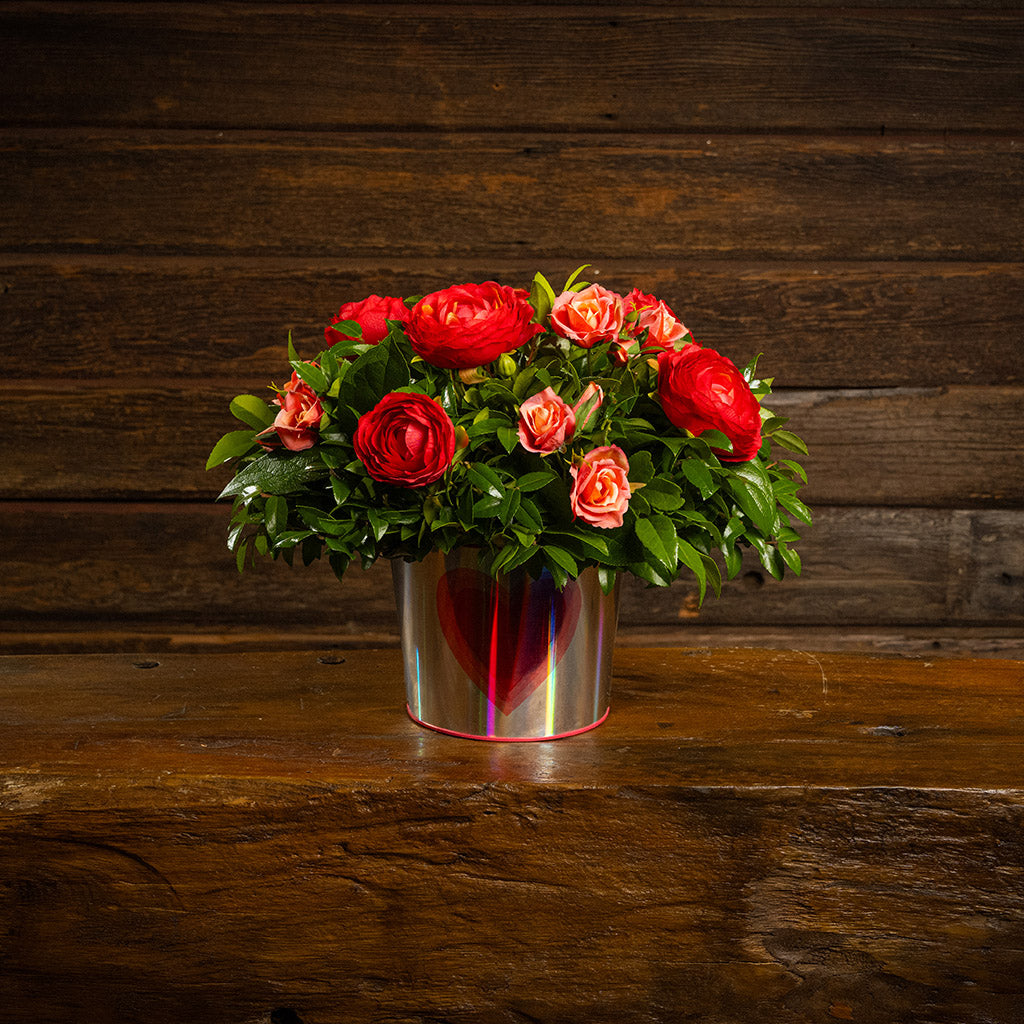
[726,460,779,537]
[466,462,505,500]
[563,264,591,292]
[529,272,557,323]
[627,449,655,484]
[497,424,519,453]
[291,360,328,394]
[779,542,802,575]
[676,538,708,604]
[641,477,684,511]
[230,395,276,430]
[597,566,617,595]
[543,545,579,578]
[781,458,808,485]
[517,470,556,492]
[516,497,544,532]
[342,336,411,415]
[218,450,329,500]
[265,495,287,537]
[778,492,813,525]
[634,516,677,575]
[679,458,715,499]
[699,429,733,454]
[771,429,809,456]
[206,430,257,470]
[325,318,362,341]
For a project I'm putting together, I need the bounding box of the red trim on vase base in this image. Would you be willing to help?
[406,704,610,742]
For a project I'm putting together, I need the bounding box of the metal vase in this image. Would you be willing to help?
[392,549,620,741]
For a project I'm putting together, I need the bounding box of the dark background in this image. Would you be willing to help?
[2,1,1022,657]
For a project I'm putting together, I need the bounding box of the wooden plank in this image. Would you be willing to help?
[0,647,1022,1022]
[3,6,1022,131]
[3,257,1022,388]
[3,623,1024,660]
[1,503,1021,629]
[3,382,1022,505]
[2,131,1020,261]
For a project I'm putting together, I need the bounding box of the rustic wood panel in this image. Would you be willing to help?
[4,623,1024,659]
[3,6,1022,132]
[3,257,1022,388]
[2,504,1020,630]
[1,648,1022,1022]
[2,132,1020,261]
[4,383,1021,505]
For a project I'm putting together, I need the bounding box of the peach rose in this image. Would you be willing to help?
[549,284,624,348]
[518,387,576,454]
[624,288,689,349]
[570,446,631,529]
[259,378,323,452]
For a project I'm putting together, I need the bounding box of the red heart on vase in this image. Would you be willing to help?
[435,568,582,715]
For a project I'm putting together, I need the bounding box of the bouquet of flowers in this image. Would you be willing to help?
[208,267,810,599]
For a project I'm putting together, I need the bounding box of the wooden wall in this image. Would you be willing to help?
[1,2,1022,657]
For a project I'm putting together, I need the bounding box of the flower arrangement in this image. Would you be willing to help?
[207,267,810,599]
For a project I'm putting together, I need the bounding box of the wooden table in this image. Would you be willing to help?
[1,647,1022,1024]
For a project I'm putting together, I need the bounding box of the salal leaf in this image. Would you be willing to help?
[771,429,809,456]
[290,360,328,394]
[726,460,779,537]
[676,538,708,604]
[517,470,557,492]
[680,458,714,499]
[265,495,288,537]
[466,462,504,500]
[218,450,329,499]
[543,545,579,578]
[530,271,557,324]
[634,515,677,575]
[641,477,683,511]
[207,430,257,470]
[230,395,277,430]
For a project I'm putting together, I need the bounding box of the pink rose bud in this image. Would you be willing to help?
[549,284,625,348]
[517,387,576,455]
[623,288,689,351]
[570,446,631,529]
[257,377,323,452]
[572,382,604,432]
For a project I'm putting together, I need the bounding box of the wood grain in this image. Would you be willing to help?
[2,503,1020,629]
[4,623,1024,659]
[3,382,1021,505]
[3,6,1022,131]
[0,647,1022,1022]
[2,131,1021,261]
[3,257,1022,388]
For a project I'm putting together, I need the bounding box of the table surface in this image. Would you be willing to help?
[2,646,1023,1024]
[3,645,1022,796]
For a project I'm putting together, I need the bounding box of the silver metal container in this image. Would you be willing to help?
[392,549,620,741]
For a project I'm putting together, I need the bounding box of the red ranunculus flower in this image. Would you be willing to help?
[325,294,409,347]
[258,376,323,452]
[657,347,762,462]
[406,282,543,369]
[353,392,456,487]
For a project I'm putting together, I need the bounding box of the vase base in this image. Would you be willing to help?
[406,704,610,743]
